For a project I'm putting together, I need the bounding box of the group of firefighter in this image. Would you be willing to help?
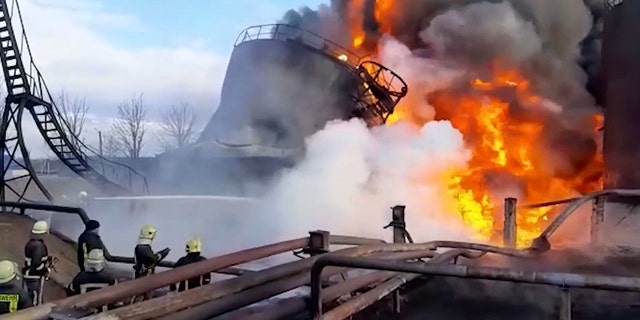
[0,219,211,314]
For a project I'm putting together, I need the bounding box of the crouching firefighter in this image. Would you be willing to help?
[67,249,117,312]
[0,260,32,314]
[23,220,56,305]
[131,225,170,302]
[170,238,211,292]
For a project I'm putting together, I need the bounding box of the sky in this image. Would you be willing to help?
[10,0,327,157]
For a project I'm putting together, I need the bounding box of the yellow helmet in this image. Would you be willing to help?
[139,225,157,240]
[85,249,105,272]
[31,220,49,235]
[186,238,202,253]
[0,260,16,284]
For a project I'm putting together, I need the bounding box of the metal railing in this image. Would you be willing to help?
[0,201,250,275]
[234,24,361,67]
[4,0,149,195]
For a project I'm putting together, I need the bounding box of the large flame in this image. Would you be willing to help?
[343,0,603,246]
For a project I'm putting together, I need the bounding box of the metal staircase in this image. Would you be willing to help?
[0,0,148,205]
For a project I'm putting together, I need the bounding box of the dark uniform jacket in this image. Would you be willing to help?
[0,283,33,314]
[169,253,211,292]
[67,270,117,310]
[23,239,49,277]
[133,244,168,278]
[77,231,104,272]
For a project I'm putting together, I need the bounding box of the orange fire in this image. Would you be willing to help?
[343,1,603,246]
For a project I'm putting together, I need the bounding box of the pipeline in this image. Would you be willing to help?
[224,249,484,320]
[310,254,640,318]
[6,234,385,320]
[218,272,397,320]
[97,247,435,320]
[531,189,640,252]
[90,241,521,320]
[156,250,444,320]
[2,237,309,320]
[321,249,483,320]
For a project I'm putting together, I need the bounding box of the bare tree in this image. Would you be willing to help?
[56,90,89,148]
[111,93,147,158]
[159,103,197,151]
[102,132,122,157]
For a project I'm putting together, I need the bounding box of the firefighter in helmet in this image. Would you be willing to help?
[170,237,211,292]
[23,220,54,305]
[77,220,104,272]
[133,225,170,279]
[0,260,32,314]
[67,249,117,311]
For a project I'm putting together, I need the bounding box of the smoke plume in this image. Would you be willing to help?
[263,118,476,243]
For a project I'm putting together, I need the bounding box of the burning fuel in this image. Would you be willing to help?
[278,0,604,246]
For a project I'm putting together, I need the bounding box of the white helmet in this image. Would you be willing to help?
[31,220,49,235]
[85,249,105,272]
[79,191,88,198]
[0,260,17,284]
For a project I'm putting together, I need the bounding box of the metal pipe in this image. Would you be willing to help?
[310,254,640,318]
[320,250,483,320]
[157,250,442,320]
[5,238,310,320]
[328,235,386,245]
[559,289,572,320]
[534,189,640,251]
[590,196,604,245]
[390,204,405,314]
[0,201,177,268]
[219,272,397,320]
[88,237,384,320]
[102,247,436,320]
[89,242,503,320]
[503,198,517,248]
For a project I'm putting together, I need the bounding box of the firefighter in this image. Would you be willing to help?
[67,249,117,311]
[0,260,32,314]
[133,225,170,279]
[170,238,211,292]
[23,220,54,305]
[77,220,104,272]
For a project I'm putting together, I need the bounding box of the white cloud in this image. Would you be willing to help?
[5,0,229,157]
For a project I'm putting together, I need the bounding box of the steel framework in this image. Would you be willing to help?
[0,0,148,207]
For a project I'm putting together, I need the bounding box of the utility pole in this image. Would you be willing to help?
[95,128,103,157]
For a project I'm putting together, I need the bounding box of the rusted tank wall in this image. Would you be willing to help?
[198,38,361,149]
[601,0,640,189]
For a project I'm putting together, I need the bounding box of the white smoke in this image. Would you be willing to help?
[262,117,478,243]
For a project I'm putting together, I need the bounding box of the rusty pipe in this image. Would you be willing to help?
[157,250,443,320]
[310,254,640,318]
[230,249,483,320]
[89,242,484,320]
[534,189,640,251]
[4,237,310,320]
[321,249,481,320]
[329,235,386,245]
[220,272,397,320]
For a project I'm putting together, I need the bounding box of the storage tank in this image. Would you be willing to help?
[198,24,407,149]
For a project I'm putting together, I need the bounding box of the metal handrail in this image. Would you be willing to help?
[233,24,361,67]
